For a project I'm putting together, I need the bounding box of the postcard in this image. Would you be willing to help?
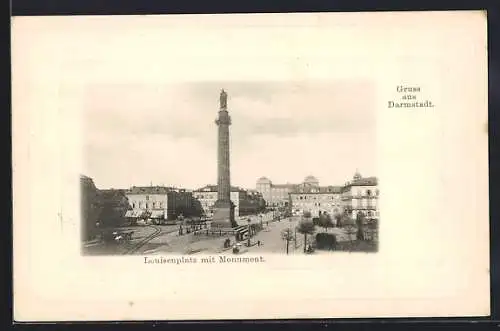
[12,10,489,321]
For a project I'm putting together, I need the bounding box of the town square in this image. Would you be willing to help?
[82,87,379,256]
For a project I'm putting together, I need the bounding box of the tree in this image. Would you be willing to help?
[97,189,130,228]
[365,219,378,242]
[296,220,316,253]
[344,224,357,248]
[281,228,294,255]
[258,197,267,212]
[355,212,366,240]
[334,213,342,228]
[339,210,356,251]
[341,210,353,228]
[315,233,337,250]
[319,213,334,232]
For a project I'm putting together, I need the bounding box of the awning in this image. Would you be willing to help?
[234,225,248,233]
[126,209,146,218]
[150,210,165,219]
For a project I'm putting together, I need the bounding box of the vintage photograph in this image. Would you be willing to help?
[13,11,489,321]
[81,81,379,256]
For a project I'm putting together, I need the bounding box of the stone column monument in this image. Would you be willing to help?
[212,89,238,228]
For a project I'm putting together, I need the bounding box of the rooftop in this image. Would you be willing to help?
[256,177,272,184]
[272,183,299,189]
[194,185,247,193]
[291,185,343,194]
[304,175,319,183]
[126,186,188,195]
[100,188,126,194]
[345,176,378,187]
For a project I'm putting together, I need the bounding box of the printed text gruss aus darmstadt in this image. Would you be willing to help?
[388,85,435,108]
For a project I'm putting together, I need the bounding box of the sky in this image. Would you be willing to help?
[83,80,376,190]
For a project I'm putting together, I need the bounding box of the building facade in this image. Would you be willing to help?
[80,175,101,241]
[341,172,379,220]
[255,177,297,208]
[262,172,379,223]
[193,185,264,218]
[125,186,196,222]
[289,176,343,218]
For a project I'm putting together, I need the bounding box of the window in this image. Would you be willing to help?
[367,189,372,196]
[152,202,156,208]
[146,203,149,209]
[132,202,136,208]
[146,195,150,201]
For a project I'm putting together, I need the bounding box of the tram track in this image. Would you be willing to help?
[123,225,163,255]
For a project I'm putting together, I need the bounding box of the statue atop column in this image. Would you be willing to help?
[213,88,237,228]
[220,89,227,109]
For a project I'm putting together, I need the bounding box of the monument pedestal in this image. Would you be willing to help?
[211,200,238,228]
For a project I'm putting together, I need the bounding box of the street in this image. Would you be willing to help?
[239,217,351,255]
[82,212,356,256]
